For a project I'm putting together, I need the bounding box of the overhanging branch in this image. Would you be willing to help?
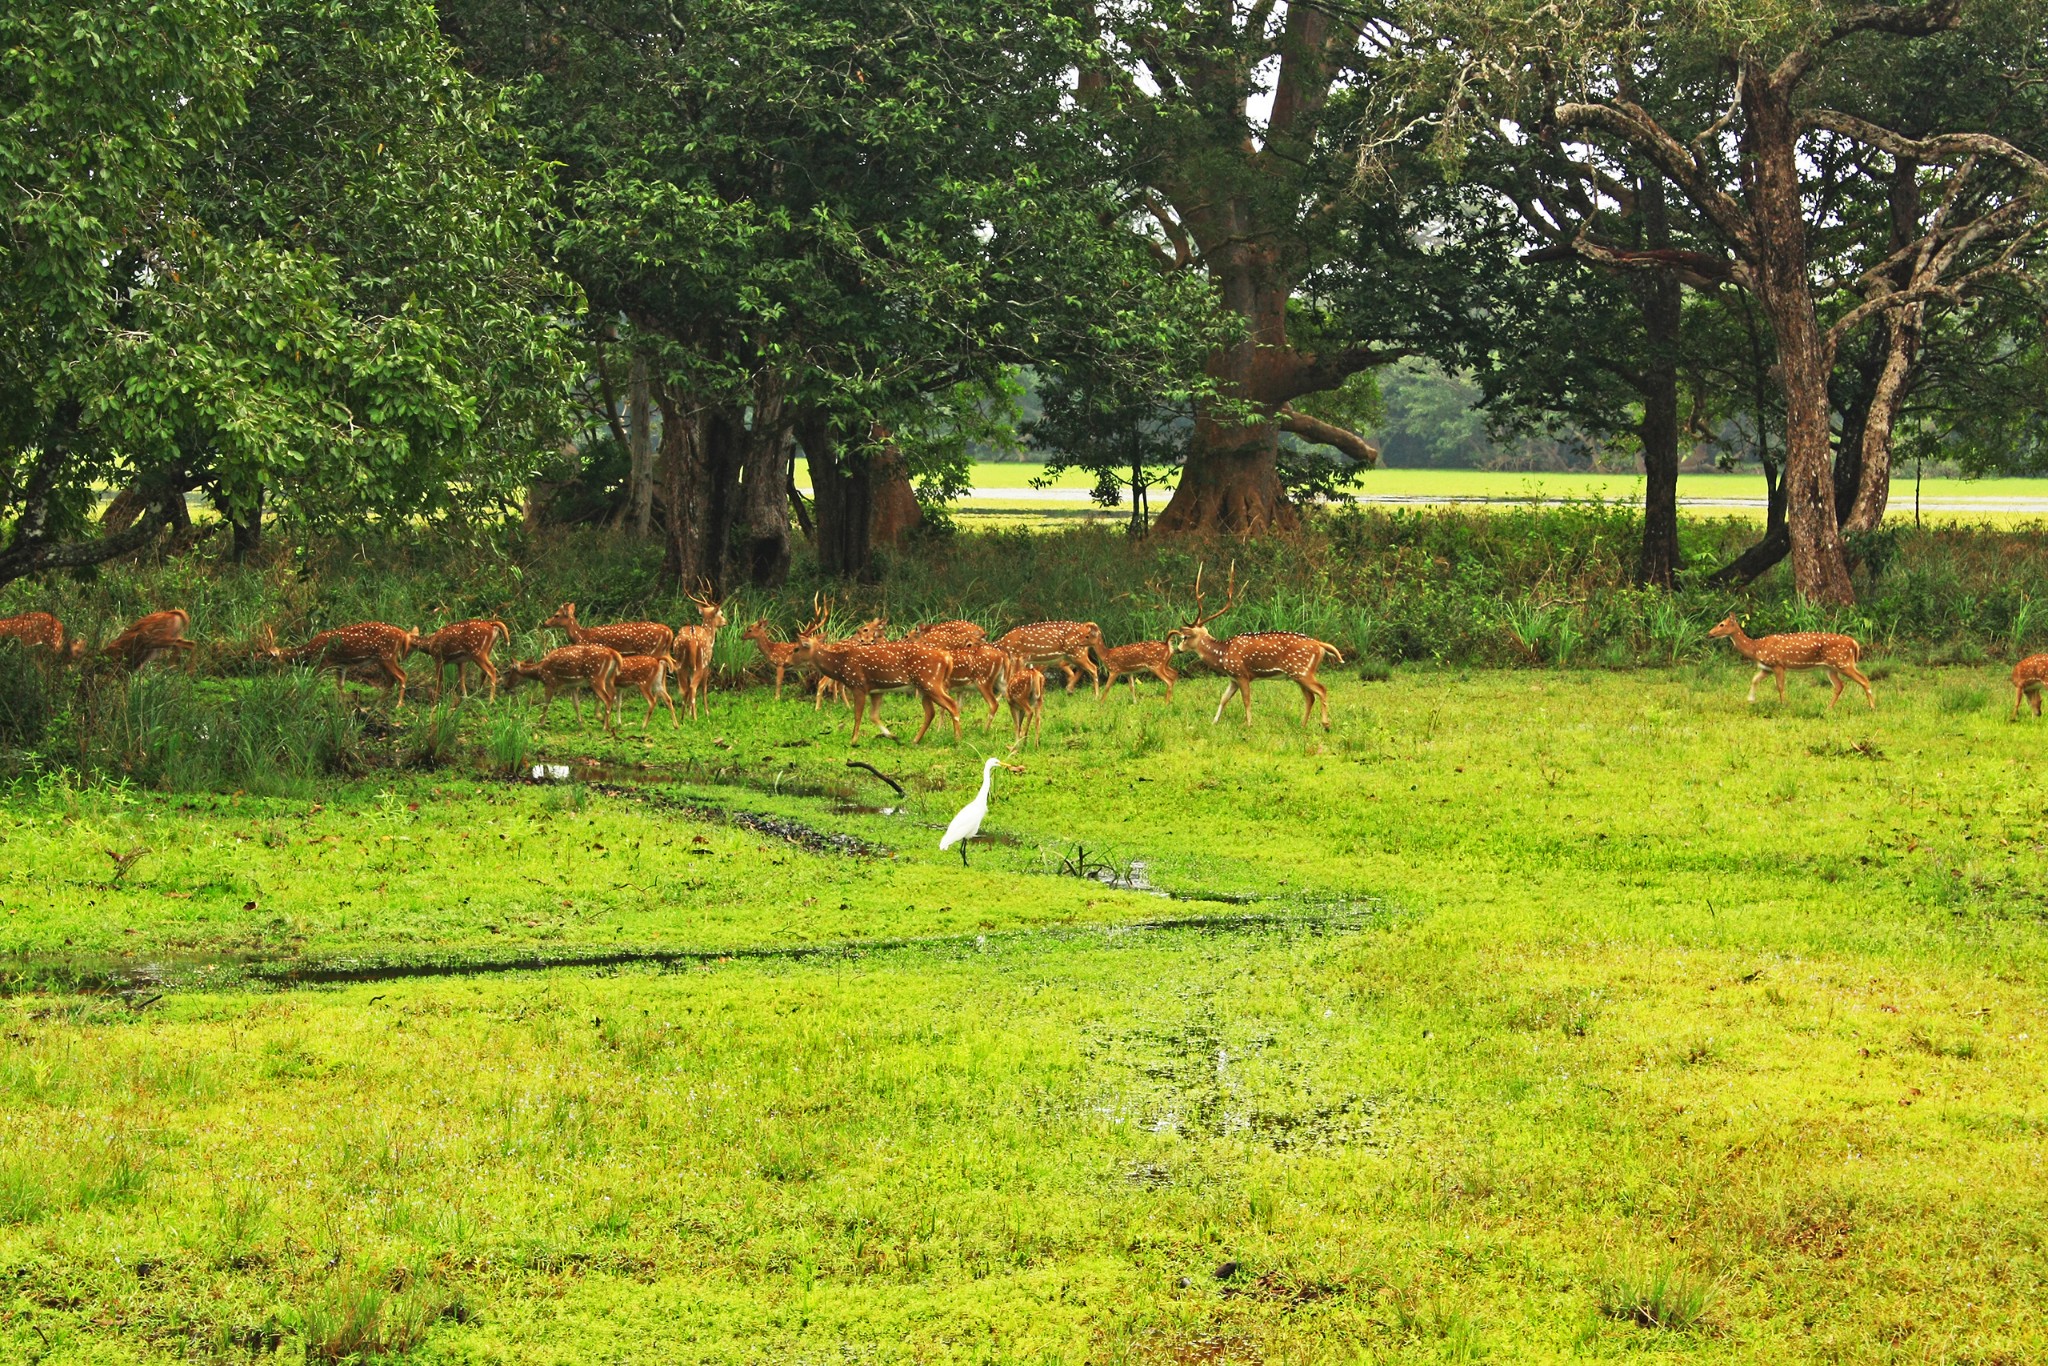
[1279,407,1378,467]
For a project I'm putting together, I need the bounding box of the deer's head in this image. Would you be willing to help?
[1707,615,1741,640]
[541,603,577,631]
[1178,562,1239,653]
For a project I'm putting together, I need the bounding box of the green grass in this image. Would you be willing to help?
[3,661,2047,1362]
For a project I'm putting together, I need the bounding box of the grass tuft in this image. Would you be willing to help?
[1596,1259,1716,1332]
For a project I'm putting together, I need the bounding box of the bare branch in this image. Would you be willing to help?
[1552,101,1754,251]
[1802,109,2048,179]
[1279,408,1378,467]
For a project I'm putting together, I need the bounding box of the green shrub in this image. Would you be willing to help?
[1595,1259,1715,1331]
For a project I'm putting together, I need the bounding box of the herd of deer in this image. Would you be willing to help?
[0,567,1353,745]
[18,581,2048,737]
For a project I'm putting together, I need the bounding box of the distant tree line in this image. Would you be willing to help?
[3,0,2043,603]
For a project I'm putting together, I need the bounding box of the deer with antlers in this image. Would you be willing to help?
[609,652,681,730]
[410,619,511,702]
[1708,615,1874,710]
[0,612,86,664]
[673,585,728,719]
[104,609,198,672]
[1094,638,1178,700]
[789,600,960,745]
[542,602,675,664]
[1005,654,1045,749]
[993,620,1102,693]
[506,644,623,731]
[1176,564,1343,729]
[261,622,420,704]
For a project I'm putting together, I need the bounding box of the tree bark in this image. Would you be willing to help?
[801,413,876,580]
[1634,176,1683,590]
[231,485,263,563]
[866,425,923,549]
[1843,309,1919,534]
[737,374,794,588]
[1154,255,1299,534]
[627,352,654,540]
[653,392,742,594]
[1742,67,1854,605]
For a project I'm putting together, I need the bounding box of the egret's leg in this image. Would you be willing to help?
[959,844,969,867]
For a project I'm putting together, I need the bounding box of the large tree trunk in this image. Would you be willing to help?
[736,372,794,587]
[801,413,876,580]
[1843,308,1919,534]
[866,425,923,548]
[1634,177,1683,590]
[1743,69,1853,605]
[653,393,742,594]
[1153,248,1300,535]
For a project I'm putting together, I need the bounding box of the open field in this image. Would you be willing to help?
[5,659,2047,1363]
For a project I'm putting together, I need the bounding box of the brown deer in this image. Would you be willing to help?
[104,609,198,672]
[2013,654,2048,718]
[673,585,728,719]
[790,601,960,745]
[542,602,675,662]
[1006,655,1045,748]
[942,642,1011,723]
[905,619,988,651]
[1708,615,1875,710]
[610,652,680,730]
[993,620,1102,692]
[1094,638,1178,700]
[0,612,86,663]
[1176,564,1343,729]
[268,622,420,705]
[410,619,511,702]
[742,620,799,699]
[807,612,888,710]
[506,644,623,730]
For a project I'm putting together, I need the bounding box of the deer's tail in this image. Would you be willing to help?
[491,620,512,650]
[1322,642,1346,664]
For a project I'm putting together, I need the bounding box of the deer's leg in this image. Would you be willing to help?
[1826,669,1845,710]
[1773,667,1788,701]
[2015,684,2025,720]
[912,694,936,744]
[1212,680,1237,724]
[480,658,499,704]
[2033,683,2044,717]
[1745,665,1764,703]
[847,689,867,745]
[1240,678,1255,724]
[773,665,784,701]
[1845,664,1874,710]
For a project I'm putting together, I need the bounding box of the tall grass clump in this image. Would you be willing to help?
[58,669,363,794]
[487,708,532,773]
[0,640,54,752]
[1595,1259,1716,1331]
[290,1267,455,1362]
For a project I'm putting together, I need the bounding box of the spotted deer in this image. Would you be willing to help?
[905,619,988,651]
[806,612,888,710]
[507,644,623,730]
[1094,638,1178,700]
[610,652,680,730]
[0,612,85,663]
[1708,615,1874,710]
[790,601,960,745]
[105,609,198,672]
[2014,654,2048,718]
[410,619,511,702]
[542,602,675,663]
[673,585,728,719]
[268,622,420,704]
[742,621,799,699]
[942,642,1011,723]
[1005,654,1045,749]
[1176,564,1343,728]
[993,620,1101,693]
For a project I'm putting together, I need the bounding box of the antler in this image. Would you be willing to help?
[687,578,717,611]
[1185,561,1239,629]
[802,593,832,638]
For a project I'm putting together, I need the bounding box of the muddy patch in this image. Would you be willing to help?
[585,783,891,857]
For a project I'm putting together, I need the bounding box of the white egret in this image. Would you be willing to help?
[940,757,1021,866]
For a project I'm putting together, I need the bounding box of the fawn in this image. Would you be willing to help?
[611,652,681,730]
[411,619,511,702]
[0,611,86,663]
[1094,638,1178,700]
[1176,564,1342,728]
[1005,655,1045,748]
[1708,615,1875,710]
[507,644,623,731]
[2011,654,2048,718]
[742,620,798,699]
[105,609,197,672]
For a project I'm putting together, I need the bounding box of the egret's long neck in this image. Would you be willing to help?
[976,763,997,804]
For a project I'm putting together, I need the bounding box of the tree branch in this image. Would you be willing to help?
[1551,101,1754,251]
[1279,407,1378,467]
[1802,109,2048,178]
[1773,0,1962,89]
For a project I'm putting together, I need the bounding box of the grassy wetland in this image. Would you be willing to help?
[4,520,2048,1363]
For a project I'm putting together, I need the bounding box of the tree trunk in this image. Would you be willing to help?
[866,425,923,548]
[801,413,877,580]
[1634,176,1682,590]
[231,485,263,563]
[1153,250,1299,535]
[653,393,742,594]
[1742,69,1853,605]
[627,353,654,540]
[1843,308,1919,534]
